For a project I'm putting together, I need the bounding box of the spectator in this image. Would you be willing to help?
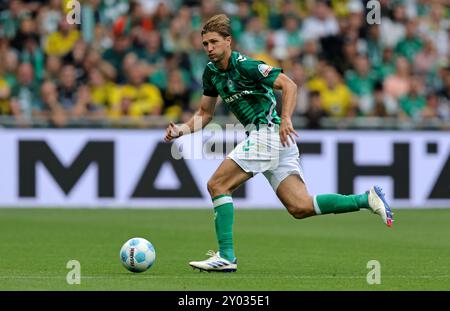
[98,0,130,27]
[162,69,192,120]
[305,91,328,129]
[83,48,117,82]
[301,0,339,41]
[268,0,302,30]
[19,35,44,82]
[238,15,268,56]
[383,57,412,113]
[421,93,439,120]
[418,3,449,60]
[395,19,423,63]
[161,16,192,54]
[110,63,163,118]
[187,31,209,90]
[380,4,407,48]
[345,54,378,115]
[102,34,133,83]
[122,52,140,78]
[288,62,309,116]
[0,75,11,115]
[374,47,396,81]
[346,1,365,37]
[300,39,320,78]
[273,14,303,60]
[0,0,29,39]
[314,65,353,117]
[36,0,62,38]
[149,52,191,92]
[1,49,19,89]
[43,55,62,83]
[140,30,165,68]
[436,67,450,120]
[399,76,426,120]
[365,25,383,67]
[67,39,89,82]
[10,62,40,124]
[80,0,104,44]
[230,1,251,42]
[44,18,80,57]
[339,38,359,75]
[10,15,39,53]
[152,1,173,31]
[36,80,66,127]
[57,64,89,118]
[138,31,165,80]
[371,82,389,118]
[252,32,280,68]
[121,15,149,50]
[87,68,119,111]
[320,15,360,74]
[413,38,438,77]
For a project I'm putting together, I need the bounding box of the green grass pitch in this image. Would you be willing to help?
[0,208,449,290]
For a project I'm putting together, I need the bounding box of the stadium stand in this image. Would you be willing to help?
[0,0,449,129]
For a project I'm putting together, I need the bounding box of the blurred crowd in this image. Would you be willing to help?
[0,0,449,128]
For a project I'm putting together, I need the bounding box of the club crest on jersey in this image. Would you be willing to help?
[258,64,273,77]
[227,79,234,90]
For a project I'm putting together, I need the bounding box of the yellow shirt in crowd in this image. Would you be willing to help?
[45,30,80,56]
[109,84,163,118]
[0,79,10,114]
[308,78,352,117]
[320,84,352,117]
[90,82,121,109]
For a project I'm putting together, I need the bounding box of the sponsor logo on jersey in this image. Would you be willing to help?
[223,90,253,104]
[258,64,273,77]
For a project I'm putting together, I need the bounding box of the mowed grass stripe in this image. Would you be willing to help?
[1,208,449,290]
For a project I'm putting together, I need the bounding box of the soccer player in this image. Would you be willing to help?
[164,14,393,272]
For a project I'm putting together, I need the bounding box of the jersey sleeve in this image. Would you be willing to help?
[202,66,219,97]
[240,58,283,88]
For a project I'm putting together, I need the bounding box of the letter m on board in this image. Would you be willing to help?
[19,140,114,197]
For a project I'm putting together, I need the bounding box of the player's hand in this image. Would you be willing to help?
[279,117,299,147]
[164,122,183,142]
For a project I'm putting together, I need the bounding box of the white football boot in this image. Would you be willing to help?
[368,186,394,227]
[189,250,237,272]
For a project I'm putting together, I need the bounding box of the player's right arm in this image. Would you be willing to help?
[164,95,217,142]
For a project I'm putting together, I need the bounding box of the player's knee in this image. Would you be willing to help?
[207,178,227,197]
[206,179,216,196]
[288,200,314,219]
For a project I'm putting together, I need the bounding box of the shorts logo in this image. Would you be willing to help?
[258,64,273,77]
[242,140,255,152]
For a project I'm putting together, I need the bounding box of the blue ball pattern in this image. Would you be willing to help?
[120,250,127,263]
[134,251,146,263]
[130,239,140,246]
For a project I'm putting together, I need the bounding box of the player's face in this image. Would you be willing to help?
[202,32,231,63]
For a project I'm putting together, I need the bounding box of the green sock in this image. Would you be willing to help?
[212,194,235,262]
[314,193,370,215]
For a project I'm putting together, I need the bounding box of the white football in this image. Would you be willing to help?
[120,237,156,273]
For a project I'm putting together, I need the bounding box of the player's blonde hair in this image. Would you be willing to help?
[201,14,231,38]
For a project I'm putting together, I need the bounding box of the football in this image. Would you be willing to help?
[120,237,156,273]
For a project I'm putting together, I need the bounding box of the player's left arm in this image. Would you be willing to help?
[273,73,299,147]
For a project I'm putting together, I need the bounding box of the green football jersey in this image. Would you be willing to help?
[202,51,282,127]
